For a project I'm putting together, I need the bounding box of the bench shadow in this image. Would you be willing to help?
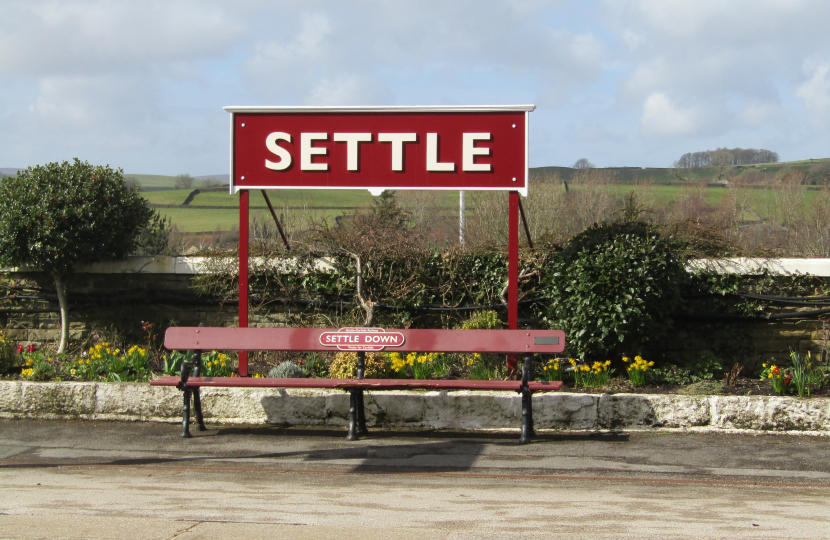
[0,428,630,473]
[216,425,630,443]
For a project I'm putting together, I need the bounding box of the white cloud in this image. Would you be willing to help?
[736,100,779,128]
[602,0,830,162]
[639,93,701,137]
[2,0,830,173]
[19,74,158,151]
[797,61,830,131]
[242,2,604,106]
[621,30,646,51]
[0,1,242,76]
[307,74,392,106]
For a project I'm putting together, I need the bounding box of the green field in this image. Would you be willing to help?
[141,189,192,205]
[124,173,227,190]
[136,158,829,232]
[154,206,366,232]
[148,184,821,233]
[143,187,460,231]
[124,174,179,188]
[192,189,378,208]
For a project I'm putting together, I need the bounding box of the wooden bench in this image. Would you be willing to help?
[151,327,566,444]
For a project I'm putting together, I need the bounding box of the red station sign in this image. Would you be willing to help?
[318,327,406,351]
[224,105,534,195]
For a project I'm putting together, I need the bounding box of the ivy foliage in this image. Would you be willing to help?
[0,159,155,274]
[193,243,538,329]
[193,191,548,329]
[543,220,687,361]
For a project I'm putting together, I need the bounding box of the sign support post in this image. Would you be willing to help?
[225,105,534,377]
[507,190,519,374]
[239,189,249,376]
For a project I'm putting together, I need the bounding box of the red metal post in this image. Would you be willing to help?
[238,189,249,376]
[507,190,519,374]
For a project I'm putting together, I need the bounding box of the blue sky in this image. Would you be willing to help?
[1,0,829,176]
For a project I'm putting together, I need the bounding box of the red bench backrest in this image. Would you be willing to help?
[165,327,565,355]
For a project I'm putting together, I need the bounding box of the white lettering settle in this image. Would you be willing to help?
[301,133,329,171]
[426,133,455,172]
[378,133,417,171]
[265,132,292,171]
[462,133,491,172]
[333,133,372,171]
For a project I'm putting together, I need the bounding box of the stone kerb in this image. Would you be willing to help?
[1,381,829,434]
[7,256,830,276]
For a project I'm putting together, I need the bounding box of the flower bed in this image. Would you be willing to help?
[1,329,828,398]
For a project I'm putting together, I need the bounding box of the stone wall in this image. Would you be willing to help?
[2,258,238,345]
[2,257,830,367]
[1,381,828,434]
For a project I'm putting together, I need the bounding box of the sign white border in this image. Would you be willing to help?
[224,105,535,196]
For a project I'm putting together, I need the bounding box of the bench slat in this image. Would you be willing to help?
[150,376,562,392]
[164,327,566,355]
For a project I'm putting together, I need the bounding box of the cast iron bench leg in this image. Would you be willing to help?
[347,390,360,441]
[519,387,533,444]
[356,390,368,436]
[181,387,193,438]
[178,358,193,438]
[519,352,535,444]
[528,390,535,438]
[191,352,207,432]
[349,351,368,439]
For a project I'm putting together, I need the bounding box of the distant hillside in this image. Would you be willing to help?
[530,157,829,185]
[195,173,229,183]
[0,168,23,177]
[124,173,229,191]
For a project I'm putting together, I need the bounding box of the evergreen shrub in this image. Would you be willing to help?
[544,220,687,361]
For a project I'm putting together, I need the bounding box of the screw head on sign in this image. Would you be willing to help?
[241,123,246,127]
[512,124,516,128]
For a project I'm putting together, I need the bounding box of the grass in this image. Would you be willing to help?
[154,206,356,232]
[154,207,246,232]
[144,188,460,232]
[134,158,830,233]
[192,189,377,208]
[148,184,821,233]
[123,174,179,188]
[141,189,192,206]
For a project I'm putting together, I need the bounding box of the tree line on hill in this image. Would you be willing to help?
[675,148,779,168]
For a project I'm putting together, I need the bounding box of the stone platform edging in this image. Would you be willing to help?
[0,381,828,434]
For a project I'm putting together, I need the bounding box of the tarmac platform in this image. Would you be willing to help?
[1,419,829,539]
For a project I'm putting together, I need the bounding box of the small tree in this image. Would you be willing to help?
[0,159,154,353]
[175,174,194,190]
[123,176,142,190]
[573,158,595,170]
[310,190,422,325]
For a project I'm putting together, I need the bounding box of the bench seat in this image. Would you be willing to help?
[151,376,562,392]
[157,326,565,443]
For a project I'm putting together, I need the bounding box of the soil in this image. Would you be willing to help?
[244,350,830,397]
[556,375,830,397]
